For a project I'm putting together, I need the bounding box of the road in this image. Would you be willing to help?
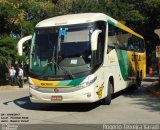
[0,84,160,130]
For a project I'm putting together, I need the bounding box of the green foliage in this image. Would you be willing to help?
[105,0,145,22]
[144,0,160,8]
[22,21,34,36]
[54,0,74,15]
[0,35,18,66]
[73,0,101,13]
[0,0,160,69]
[22,0,55,22]
[126,10,145,22]
[0,0,56,68]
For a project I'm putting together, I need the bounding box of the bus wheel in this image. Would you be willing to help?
[102,81,113,105]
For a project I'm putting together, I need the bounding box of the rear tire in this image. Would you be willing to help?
[102,81,113,105]
[136,73,142,88]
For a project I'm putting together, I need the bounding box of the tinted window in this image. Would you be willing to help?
[108,24,145,53]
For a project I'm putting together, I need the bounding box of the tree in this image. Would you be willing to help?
[22,0,55,22]
[54,0,74,15]
[0,35,19,85]
[0,0,24,36]
[0,36,18,66]
[73,0,101,13]
[0,0,56,84]
[0,0,160,83]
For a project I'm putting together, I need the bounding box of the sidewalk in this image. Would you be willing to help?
[147,84,160,96]
[142,75,160,96]
[0,84,29,90]
[142,75,159,85]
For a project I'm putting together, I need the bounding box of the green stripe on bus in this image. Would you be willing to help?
[56,77,86,86]
[116,50,130,81]
[108,19,119,28]
[68,77,86,86]
[56,80,72,86]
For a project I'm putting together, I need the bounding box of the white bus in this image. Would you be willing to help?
[18,13,146,105]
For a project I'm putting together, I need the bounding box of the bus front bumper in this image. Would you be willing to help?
[29,86,96,103]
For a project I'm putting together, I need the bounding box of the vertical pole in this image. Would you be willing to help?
[22,61,24,87]
[158,58,160,74]
[158,58,160,83]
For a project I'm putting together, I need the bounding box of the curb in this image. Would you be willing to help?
[148,89,160,96]
[142,81,159,87]
[151,91,160,96]
[147,83,160,96]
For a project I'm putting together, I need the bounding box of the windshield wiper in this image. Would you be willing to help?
[47,56,75,79]
[56,35,75,79]
[40,51,75,80]
[41,56,75,79]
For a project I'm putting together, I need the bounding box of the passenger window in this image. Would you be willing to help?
[108,23,145,53]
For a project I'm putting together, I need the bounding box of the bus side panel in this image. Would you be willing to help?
[103,49,129,96]
[93,49,146,101]
[127,51,146,80]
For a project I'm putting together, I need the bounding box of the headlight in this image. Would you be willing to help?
[76,82,88,89]
[76,76,97,89]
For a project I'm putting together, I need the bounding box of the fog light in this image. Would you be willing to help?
[87,93,91,97]
[29,94,32,97]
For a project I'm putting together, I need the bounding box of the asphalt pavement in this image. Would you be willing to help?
[0,76,160,130]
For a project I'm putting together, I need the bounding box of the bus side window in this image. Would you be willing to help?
[139,39,145,52]
[127,38,134,51]
[108,23,145,53]
[108,25,117,52]
[116,32,125,49]
[127,36,144,52]
[108,23,129,51]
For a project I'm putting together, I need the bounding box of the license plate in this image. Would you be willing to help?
[51,96,63,101]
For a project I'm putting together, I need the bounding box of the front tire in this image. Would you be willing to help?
[102,81,113,105]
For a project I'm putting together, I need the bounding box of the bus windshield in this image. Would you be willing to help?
[29,24,93,79]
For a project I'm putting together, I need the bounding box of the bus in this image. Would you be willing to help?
[18,13,146,105]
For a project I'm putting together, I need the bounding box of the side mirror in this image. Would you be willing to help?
[18,35,32,56]
[91,29,102,51]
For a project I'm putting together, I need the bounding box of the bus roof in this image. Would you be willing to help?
[36,13,107,27]
[36,13,143,39]
[107,17,144,39]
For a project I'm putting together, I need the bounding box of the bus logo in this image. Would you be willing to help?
[96,83,104,98]
[54,88,59,93]
[41,83,53,86]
